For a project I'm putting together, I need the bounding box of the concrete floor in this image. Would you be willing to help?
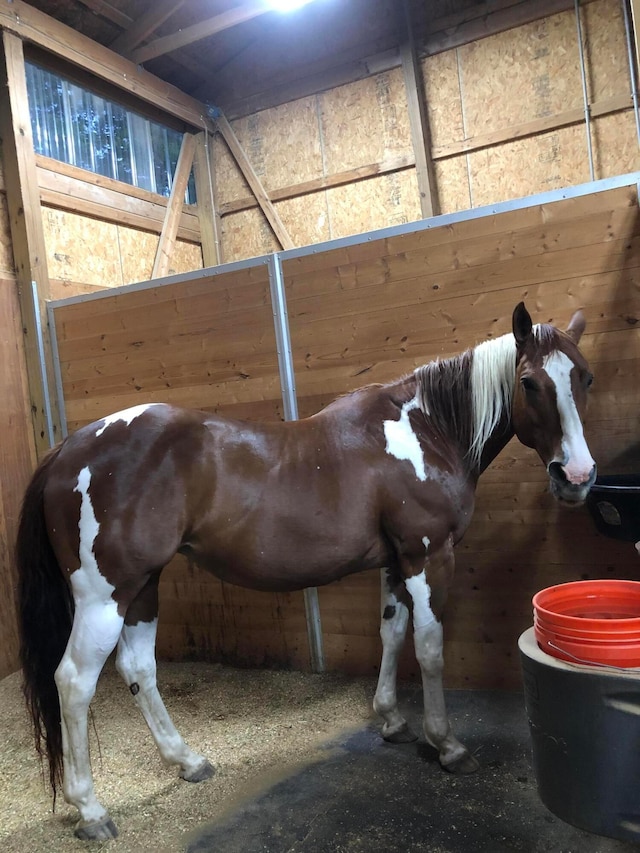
[186,686,639,853]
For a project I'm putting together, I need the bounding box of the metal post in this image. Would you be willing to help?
[575,0,595,181]
[31,281,56,448]
[47,300,69,439]
[267,253,325,674]
[622,0,640,146]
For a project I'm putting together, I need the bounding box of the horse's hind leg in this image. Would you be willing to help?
[115,576,214,782]
[373,569,417,743]
[55,599,124,841]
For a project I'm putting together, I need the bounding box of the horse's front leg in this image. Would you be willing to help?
[404,542,479,774]
[373,569,417,742]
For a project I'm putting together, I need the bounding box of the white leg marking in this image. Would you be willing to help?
[383,397,426,481]
[373,572,411,738]
[56,468,123,826]
[116,619,208,776]
[95,403,162,437]
[405,570,436,630]
[543,351,595,484]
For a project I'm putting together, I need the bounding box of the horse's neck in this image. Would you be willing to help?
[476,411,515,476]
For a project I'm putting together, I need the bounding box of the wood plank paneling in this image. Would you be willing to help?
[51,182,640,689]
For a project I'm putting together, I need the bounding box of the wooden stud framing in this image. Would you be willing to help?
[400,0,438,218]
[109,0,186,56]
[214,111,295,250]
[152,133,197,279]
[193,131,222,267]
[131,1,271,65]
[0,31,59,453]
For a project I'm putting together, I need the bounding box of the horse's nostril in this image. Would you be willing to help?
[548,461,567,483]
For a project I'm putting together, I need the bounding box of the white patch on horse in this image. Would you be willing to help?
[405,570,436,629]
[72,466,116,604]
[383,397,426,481]
[422,536,430,553]
[95,403,161,437]
[543,350,595,484]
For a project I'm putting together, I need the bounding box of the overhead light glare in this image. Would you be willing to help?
[267,0,315,11]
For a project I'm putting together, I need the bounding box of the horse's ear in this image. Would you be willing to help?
[512,302,533,346]
[565,309,586,344]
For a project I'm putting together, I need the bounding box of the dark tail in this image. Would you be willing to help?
[16,443,74,799]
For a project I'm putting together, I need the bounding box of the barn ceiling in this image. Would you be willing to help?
[19,0,484,119]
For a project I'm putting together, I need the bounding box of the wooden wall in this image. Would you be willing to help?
[214,0,640,264]
[52,261,311,670]
[0,163,37,679]
[51,179,640,689]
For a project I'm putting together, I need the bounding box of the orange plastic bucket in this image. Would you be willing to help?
[533,580,640,668]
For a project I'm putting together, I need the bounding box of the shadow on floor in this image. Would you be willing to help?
[185,687,638,853]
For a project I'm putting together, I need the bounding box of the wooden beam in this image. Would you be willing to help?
[400,0,438,218]
[431,93,632,160]
[0,31,59,453]
[131,1,270,65]
[36,156,201,242]
[110,0,186,56]
[193,132,222,266]
[152,133,197,278]
[219,154,417,216]
[75,0,131,29]
[0,0,215,132]
[214,110,294,250]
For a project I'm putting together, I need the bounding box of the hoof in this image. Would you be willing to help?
[181,759,215,783]
[382,722,419,744]
[74,815,119,841]
[442,750,480,775]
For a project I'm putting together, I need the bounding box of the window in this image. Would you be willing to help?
[26,62,196,203]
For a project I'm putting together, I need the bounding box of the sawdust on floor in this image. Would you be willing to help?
[1,660,378,852]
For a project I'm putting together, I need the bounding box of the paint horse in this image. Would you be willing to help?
[17,303,595,841]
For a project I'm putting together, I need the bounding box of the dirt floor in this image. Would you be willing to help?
[1,661,638,852]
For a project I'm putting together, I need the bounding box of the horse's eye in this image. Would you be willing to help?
[521,376,539,393]
[585,372,594,389]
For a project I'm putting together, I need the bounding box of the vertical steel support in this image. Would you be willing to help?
[622,0,640,146]
[575,0,595,181]
[268,253,325,674]
[32,281,56,449]
[47,300,68,440]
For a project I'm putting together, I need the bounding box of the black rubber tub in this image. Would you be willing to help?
[586,474,640,542]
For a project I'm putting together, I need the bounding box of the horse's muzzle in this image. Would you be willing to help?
[547,461,597,505]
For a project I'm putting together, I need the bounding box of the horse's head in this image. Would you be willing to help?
[511,302,596,505]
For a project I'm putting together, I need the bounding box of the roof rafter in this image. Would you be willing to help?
[131,1,271,65]
[110,0,186,56]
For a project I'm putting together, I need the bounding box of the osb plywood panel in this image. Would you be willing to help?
[43,207,122,287]
[583,0,629,101]
[0,278,37,678]
[422,49,464,150]
[220,208,280,261]
[458,10,584,138]
[213,130,251,205]
[0,194,14,276]
[277,191,331,247]
[434,156,471,214]
[319,69,413,175]
[593,112,640,178]
[326,170,421,240]
[468,125,591,207]
[117,227,203,284]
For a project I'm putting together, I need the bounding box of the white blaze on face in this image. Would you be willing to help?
[543,351,595,485]
[72,466,117,607]
[405,570,436,629]
[96,403,161,437]
[383,397,426,481]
